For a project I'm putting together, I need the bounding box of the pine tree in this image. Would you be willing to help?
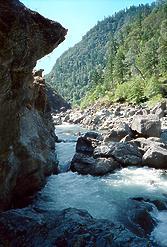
[158,20,167,73]
[113,48,126,83]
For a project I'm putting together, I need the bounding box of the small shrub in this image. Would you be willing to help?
[144,76,161,99]
[148,94,164,107]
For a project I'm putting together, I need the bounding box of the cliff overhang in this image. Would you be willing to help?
[0,0,67,211]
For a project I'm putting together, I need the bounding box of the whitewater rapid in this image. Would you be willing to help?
[34,123,167,247]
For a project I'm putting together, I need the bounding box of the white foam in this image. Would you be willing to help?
[37,124,167,245]
[151,211,167,247]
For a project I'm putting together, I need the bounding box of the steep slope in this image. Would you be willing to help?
[80,1,167,107]
[46,3,154,104]
[0,0,67,211]
[46,84,71,112]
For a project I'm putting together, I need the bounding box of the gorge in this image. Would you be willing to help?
[0,0,167,247]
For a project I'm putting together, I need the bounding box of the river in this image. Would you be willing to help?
[33,123,167,247]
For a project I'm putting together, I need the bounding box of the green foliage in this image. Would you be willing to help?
[114,77,144,104]
[114,75,164,105]
[144,76,162,99]
[80,83,107,109]
[147,94,164,106]
[114,83,128,102]
[46,1,167,107]
[46,3,154,104]
[113,48,126,83]
[126,78,144,103]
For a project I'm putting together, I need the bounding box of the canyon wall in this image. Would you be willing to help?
[0,0,67,210]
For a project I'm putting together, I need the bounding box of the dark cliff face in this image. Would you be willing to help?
[46,84,71,112]
[0,0,67,211]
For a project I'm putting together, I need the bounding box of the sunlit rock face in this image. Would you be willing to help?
[0,0,67,211]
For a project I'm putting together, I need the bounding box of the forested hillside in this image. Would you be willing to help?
[46,0,167,106]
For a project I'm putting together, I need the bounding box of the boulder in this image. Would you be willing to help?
[161,116,167,129]
[0,207,149,247]
[76,136,98,155]
[71,153,120,175]
[129,137,166,154]
[104,122,133,142]
[84,131,102,140]
[142,145,167,169]
[0,0,67,210]
[125,108,135,117]
[131,115,161,137]
[94,145,111,158]
[92,115,102,125]
[151,101,166,118]
[63,113,70,122]
[99,118,113,130]
[113,106,121,116]
[69,112,85,124]
[96,108,111,117]
[94,142,142,167]
[75,132,102,154]
[135,109,144,116]
[113,143,142,166]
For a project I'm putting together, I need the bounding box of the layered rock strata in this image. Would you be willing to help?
[0,0,67,211]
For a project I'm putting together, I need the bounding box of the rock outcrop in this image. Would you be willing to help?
[46,83,71,113]
[0,0,67,211]
[33,70,71,113]
[0,207,150,246]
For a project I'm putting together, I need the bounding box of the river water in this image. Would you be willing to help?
[34,123,167,247]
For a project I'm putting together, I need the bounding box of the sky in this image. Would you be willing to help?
[21,0,154,74]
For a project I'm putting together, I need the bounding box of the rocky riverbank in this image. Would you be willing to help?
[53,101,167,173]
[54,101,167,131]
[0,1,167,246]
[0,121,166,246]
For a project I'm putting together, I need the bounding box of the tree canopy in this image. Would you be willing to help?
[46,1,167,107]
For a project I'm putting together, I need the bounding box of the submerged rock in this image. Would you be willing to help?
[132,197,167,211]
[0,0,67,210]
[120,199,157,238]
[0,207,150,247]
